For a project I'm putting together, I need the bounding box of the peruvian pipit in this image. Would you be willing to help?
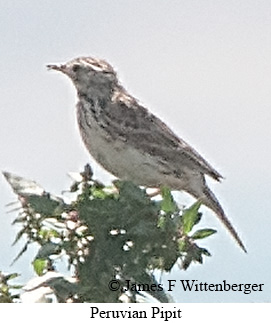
[47,57,246,252]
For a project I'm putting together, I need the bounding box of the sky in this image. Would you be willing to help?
[0,1,271,302]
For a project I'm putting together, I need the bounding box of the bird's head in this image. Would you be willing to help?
[47,57,118,97]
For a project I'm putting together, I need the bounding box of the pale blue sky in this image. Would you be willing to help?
[1,1,271,302]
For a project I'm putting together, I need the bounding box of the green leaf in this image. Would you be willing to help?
[193,250,203,264]
[39,228,60,239]
[157,215,166,228]
[160,186,178,213]
[182,200,202,234]
[117,181,148,202]
[178,239,187,252]
[12,227,27,245]
[33,258,48,276]
[5,273,20,281]
[11,242,29,265]
[27,194,63,216]
[36,242,61,259]
[182,254,193,270]
[191,229,217,240]
[200,248,211,257]
[91,187,108,199]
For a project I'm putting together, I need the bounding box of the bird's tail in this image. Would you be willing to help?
[190,185,247,253]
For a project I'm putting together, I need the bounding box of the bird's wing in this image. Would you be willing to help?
[103,98,222,181]
[149,113,223,181]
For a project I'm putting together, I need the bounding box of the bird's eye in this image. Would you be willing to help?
[72,64,80,72]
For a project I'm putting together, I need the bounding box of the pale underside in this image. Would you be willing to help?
[76,94,222,195]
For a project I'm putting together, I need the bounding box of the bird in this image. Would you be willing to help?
[47,56,246,252]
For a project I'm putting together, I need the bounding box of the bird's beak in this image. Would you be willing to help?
[47,64,66,73]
